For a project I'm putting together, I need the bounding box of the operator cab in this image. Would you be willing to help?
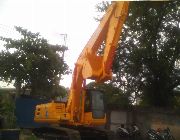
[85,89,105,119]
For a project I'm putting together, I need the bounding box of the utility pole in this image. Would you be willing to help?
[59,34,67,85]
[59,34,67,58]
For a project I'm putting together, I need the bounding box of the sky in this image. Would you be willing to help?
[0,0,102,88]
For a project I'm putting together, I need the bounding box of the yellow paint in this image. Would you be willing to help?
[34,1,129,127]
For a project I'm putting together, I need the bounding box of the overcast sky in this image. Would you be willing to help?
[0,0,102,88]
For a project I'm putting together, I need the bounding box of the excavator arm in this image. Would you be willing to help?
[66,1,129,124]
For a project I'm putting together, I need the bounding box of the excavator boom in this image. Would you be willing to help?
[66,1,129,124]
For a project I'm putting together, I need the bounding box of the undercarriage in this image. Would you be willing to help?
[32,126,114,140]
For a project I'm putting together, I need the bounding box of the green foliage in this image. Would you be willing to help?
[97,1,180,107]
[26,134,38,140]
[94,1,110,21]
[87,82,130,108]
[50,85,68,99]
[0,27,70,98]
[20,130,38,140]
[113,1,180,107]
[0,90,16,128]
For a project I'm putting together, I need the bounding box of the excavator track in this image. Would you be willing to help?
[32,126,114,140]
[76,126,114,140]
[33,126,80,140]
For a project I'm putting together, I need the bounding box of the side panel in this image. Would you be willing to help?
[34,102,70,124]
[15,96,49,128]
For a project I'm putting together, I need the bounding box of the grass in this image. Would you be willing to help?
[19,130,38,140]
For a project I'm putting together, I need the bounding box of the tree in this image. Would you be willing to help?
[0,27,70,98]
[0,89,17,128]
[97,1,180,107]
[87,82,130,108]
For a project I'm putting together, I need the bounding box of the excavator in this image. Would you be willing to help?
[33,1,129,140]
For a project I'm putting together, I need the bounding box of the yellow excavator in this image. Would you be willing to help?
[33,1,129,140]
